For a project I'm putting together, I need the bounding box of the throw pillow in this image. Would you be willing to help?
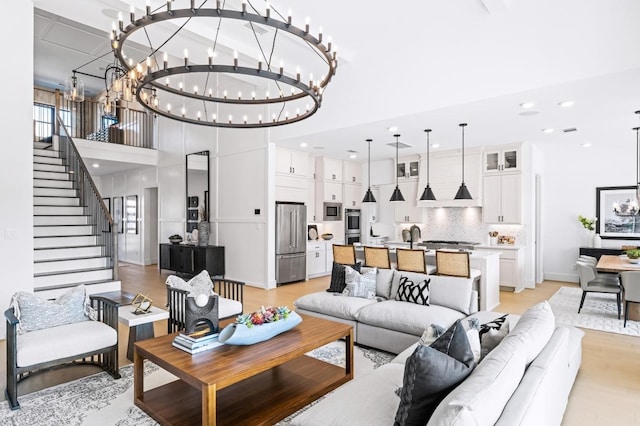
[11,284,90,334]
[166,270,215,297]
[395,320,475,426]
[327,261,361,293]
[462,318,482,365]
[418,324,446,346]
[480,318,510,360]
[395,276,430,305]
[342,266,377,299]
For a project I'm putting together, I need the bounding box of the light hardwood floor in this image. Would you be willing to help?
[2,263,640,425]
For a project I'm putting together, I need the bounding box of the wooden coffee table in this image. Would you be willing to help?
[133,314,354,426]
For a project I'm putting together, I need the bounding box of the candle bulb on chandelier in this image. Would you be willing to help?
[319,26,323,42]
[296,108,300,117]
[272,113,276,122]
[190,0,195,11]
[194,85,198,95]
[258,114,263,124]
[238,91,242,100]
[228,114,233,124]
[163,52,168,70]
[216,0,220,10]
[279,60,284,76]
[305,17,310,33]
[130,4,135,22]
[118,12,124,31]
[146,57,151,75]
[266,90,270,99]
[243,115,247,124]
[208,48,214,67]
[181,107,186,117]
[165,77,170,86]
[296,67,300,82]
[251,91,256,100]
[241,0,246,14]
[212,113,217,123]
[258,55,262,71]
[306,104,310,113]
[167,0,171,13]
[208,88,213,97]
[266,2,271,18]
[146,0,151,16]
[197,111,201,121]
[223,90,227,99]
[184,49,189,67]
[233,50,238,68]
[327,36,332,52]
[179,81,183,91]
[287,9,292,25]
[309,73,313,88]
[167,104,171,113]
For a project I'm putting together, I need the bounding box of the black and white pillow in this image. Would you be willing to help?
[395,276,430,305]
[327,261,361,293]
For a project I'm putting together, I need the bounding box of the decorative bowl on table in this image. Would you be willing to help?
[629,257,640,264]
[168,235,183,244]
[321,233,334,240]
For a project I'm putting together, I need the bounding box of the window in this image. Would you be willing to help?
[33,103,54,142]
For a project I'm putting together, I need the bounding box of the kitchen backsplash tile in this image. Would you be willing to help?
[423,207,525,245]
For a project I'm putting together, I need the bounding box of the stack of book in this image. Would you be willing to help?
[172,327,222,354]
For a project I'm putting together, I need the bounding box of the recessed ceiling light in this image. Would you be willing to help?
[349,154,357,159]
[520,102,535,109]
[387,126,398,132]
[92,163,100,168]
[519,111,539,116]
[300,142,308,148]
[431,143,440,149]
[558,100,575,108]
[582,143,592,148]
[542,128,554,133]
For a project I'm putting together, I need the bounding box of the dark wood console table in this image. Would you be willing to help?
[159,244,225,277]
[579,247,624,259]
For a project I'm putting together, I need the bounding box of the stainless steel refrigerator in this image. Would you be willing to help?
[276,202,307,285]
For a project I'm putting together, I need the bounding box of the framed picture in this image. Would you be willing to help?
[113,196,124,234]
[596,186,640,239]
[126,195,138,235]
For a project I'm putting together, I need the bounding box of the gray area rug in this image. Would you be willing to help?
[548,286,640,337]
[0,341,395,425]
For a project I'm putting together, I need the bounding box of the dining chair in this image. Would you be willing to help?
[396,248,427,273]
[435,250,470,278]
[363,246,391,269]
[619,271,640,327]
[332,244,357,265]
[576,261,622,319]
[578,255,619,285]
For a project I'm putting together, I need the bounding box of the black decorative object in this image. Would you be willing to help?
[362,138,377,203]
[420,129,437,201]
[184,294,220,335]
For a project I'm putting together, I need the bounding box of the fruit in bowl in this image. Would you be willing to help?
[626,249,640,263]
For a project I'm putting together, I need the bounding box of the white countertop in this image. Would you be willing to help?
[475,244,524,250]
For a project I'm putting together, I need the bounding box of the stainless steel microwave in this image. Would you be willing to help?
[323,202,343,221]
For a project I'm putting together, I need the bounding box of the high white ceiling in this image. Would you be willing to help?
[33,0,640,165]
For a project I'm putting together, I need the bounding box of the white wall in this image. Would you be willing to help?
[539,141,639,282]
[0,1,33,338]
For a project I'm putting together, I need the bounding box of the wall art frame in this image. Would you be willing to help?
[596,185,640,239]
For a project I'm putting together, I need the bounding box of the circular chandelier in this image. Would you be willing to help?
[109,0,338,128]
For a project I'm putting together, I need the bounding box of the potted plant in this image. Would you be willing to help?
[626,249,640,264]
[578,215,597,247]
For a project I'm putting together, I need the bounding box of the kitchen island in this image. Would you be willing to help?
[353,246,500,311]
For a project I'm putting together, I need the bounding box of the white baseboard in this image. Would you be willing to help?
[544,272,578,283]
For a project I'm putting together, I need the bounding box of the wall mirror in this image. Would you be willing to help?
[186,150,210,234]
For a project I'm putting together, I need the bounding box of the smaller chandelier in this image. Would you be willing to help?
[109,0,338,128]
[63,71,85,102]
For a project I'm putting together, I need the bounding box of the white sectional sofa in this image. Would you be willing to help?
[291,302,584,426]
[294,269,478,354]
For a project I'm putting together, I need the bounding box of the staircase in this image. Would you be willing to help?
[33,141,120,299]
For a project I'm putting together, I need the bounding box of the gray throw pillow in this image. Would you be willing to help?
[11,284,90,334]
[395,320,475,426]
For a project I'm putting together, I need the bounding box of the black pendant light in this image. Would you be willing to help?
[420,129,436,201]
[454,123,473,200]
[634,110,640,206]
[390,134,405,202]
[362,138,377,203]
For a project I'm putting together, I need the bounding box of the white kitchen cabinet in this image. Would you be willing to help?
[316,156,343,181]
[343,183,363,209]
[276,147,309,177]
[483,145,520,174]
[393,181,422,222]
[317,181,343,202]
[343,160,362,184]
[397,155,420,180]
[475,246,524,292]
[482,173,521,224]
[307,242,327,277]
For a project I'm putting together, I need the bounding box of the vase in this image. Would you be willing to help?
[218,311,303,345]
[198,221,210,246]
[593,233,602,248]
[583,230,594,248]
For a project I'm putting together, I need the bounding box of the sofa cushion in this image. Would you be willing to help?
[506,301,555,364]
[290,363,405,426]
[16,321,117,367]
[480,317,510,360]
[343,266,377,299]
[327,261,362,293]
[395,276,430,305]
[376,268,396,299]
[294,292,377,321]
[427,336,527,426]
[395,320,475,425]
[427,275,474,315]
[11,285,89,334]
[166,270,214,297]
[355,301,466,336]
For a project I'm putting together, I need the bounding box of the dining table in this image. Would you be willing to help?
[596,254,640,321]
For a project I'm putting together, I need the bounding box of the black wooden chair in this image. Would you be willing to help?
[167,278,244,334]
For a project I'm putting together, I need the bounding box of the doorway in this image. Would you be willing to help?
[535,174,543,284]
[143,187,159,265]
